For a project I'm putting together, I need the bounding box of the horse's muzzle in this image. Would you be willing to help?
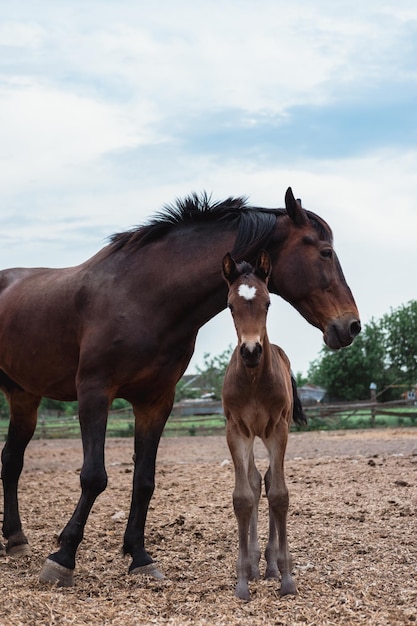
[324,314,361,350]
[240,342,262,368]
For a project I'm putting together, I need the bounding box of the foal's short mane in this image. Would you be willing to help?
[232,260,255,279]
[107,192,332,261]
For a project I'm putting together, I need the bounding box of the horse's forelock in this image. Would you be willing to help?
[305,210,333,243]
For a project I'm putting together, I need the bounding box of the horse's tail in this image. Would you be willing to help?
[291,374,307,426]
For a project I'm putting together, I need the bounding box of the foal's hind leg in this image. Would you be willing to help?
[1,389,40,556]
[264,424,296,596]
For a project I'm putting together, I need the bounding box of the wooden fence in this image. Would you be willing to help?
[0,399,416,441]
[304,399,417,429]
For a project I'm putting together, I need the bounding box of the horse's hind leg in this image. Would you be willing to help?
[1,389,40,556]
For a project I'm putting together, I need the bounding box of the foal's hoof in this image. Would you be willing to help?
[39,558,74,587]
[235,582,251,601]
[279,575,297,596]
[265,565,279,580]
[7,542,31,557]
[129,562,165,580]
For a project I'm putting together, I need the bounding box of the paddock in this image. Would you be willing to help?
[1,428,417,625]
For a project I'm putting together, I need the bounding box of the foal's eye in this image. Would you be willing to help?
[266,301,271,311]
[320,248,333,259]
[228,303,234,313]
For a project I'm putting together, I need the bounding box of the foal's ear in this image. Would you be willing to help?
[222,252,239,284]
[255,250,272,282]
[285,187,308,226]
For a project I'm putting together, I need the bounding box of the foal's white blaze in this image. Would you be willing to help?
[238,284,257,301]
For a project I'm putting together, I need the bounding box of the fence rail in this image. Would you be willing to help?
[303,399,417,428]
[0,399,416,441]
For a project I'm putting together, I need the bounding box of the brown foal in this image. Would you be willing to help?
[222,251,297,601]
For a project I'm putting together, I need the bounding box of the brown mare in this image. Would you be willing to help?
[222,251,299,601]
[0,188,360,586]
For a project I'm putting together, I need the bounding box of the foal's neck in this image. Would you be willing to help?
[239,333,273,382]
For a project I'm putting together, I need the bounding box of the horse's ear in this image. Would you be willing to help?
[222,252,238,284]
[255,250,271,282]
[285,187,308,226]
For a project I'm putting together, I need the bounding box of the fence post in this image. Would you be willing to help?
[369,382,377,427]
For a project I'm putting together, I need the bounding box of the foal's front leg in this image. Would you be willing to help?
[264,427,297,596]
[247,453,262,580]
[227,426,256,601]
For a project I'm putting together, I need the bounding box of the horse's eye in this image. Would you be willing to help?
[320,248,333,259]
[228,303,234,313]
[266,301,271,311]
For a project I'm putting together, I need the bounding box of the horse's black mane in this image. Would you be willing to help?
[108,192,331,261]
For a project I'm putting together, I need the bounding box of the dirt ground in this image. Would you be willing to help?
[1,428,417,626]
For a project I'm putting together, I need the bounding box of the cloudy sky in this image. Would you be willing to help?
[1,1,417,377]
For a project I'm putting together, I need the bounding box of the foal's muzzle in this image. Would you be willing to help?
[240,342,262,368]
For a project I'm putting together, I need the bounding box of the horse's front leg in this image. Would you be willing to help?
[227,425,256,601]
[39,387,109,587]
[264,425,297,596]
[1,389,40,556]
[123,400,171,579]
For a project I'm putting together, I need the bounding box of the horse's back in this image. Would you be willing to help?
[0,267,43,293]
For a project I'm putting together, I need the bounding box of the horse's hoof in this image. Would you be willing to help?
[129,562,165,580]
[39,558,74,587]
[7,542,31,557]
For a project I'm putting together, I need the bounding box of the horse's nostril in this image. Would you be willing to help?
[349,320,361,338]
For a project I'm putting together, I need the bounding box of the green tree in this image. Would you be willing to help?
[308,301,417,401]
[0,392,9,419]
[195,345,234,400]
[294,371,308,387]
[308,318,389,401]
[308,337,366,401]
[174,378,200,402]
[382,301,417,385]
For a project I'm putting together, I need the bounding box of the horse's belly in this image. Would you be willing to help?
[0,322,79,399]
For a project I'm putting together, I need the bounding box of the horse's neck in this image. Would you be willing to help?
[119,228,235,328]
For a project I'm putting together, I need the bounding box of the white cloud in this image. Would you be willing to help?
[0,80,158,192]
[0,21,44,48]
[0,0,416,376]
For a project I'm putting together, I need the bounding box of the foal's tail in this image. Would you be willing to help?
[291,374,307,426]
